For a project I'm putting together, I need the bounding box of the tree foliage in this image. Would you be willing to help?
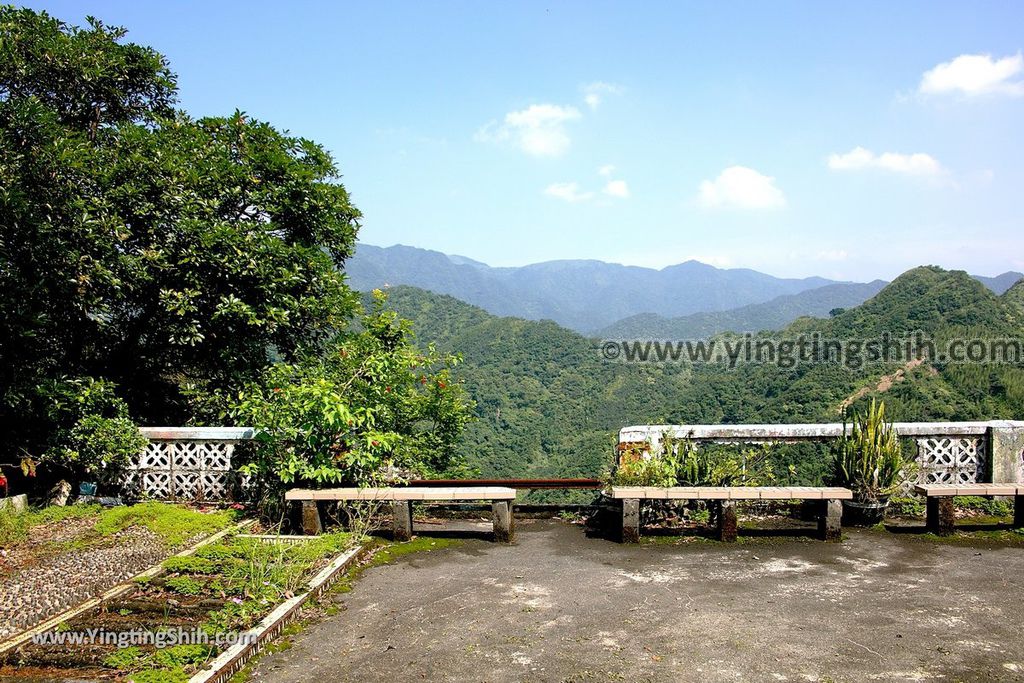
[0,8,381,489]
[230,291,474,501]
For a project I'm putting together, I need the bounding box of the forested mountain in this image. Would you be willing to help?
[349,243,837,332]
[376,266,1024,490]
[349,243,1021,338]
[597,280,888,340]
[378,286,692,484]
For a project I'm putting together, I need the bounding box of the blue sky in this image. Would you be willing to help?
[25,1,1024,280]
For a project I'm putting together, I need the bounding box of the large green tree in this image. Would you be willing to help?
[1,8,361,474]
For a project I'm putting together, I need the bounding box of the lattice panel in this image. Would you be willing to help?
[914,437,987,486]
[125,440,237,502]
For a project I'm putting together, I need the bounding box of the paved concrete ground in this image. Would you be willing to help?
[251,519,1024,683]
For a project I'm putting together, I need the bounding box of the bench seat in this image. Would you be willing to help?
[610,485,852,543]
[609,486,853,501]
[285,486,517,501]
[913,483,1023,534]
[914,483,1023,497]
[286,486,517,542]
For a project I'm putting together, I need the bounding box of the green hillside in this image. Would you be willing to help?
[379,286,691,486]
[375,267,1024,491]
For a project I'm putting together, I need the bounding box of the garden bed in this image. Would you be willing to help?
[0,528,357,682]
[0,502,238,642]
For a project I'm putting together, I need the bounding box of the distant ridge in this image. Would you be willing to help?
[346,243,839,332]
[597,280,889,339]
[346,243,1023,337]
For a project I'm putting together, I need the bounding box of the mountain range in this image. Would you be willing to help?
[347,243,1023,338]
[377,268,1024,492]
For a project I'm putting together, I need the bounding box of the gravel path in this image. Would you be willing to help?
[0,526,169,640]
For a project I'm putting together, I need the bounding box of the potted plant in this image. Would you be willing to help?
[831,399,915,526]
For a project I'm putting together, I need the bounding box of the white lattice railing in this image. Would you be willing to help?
[125,422,1024,502]
[126,428,254,503]
[618,421,1024,490]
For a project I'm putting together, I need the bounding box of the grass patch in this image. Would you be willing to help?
[199,531,354,633]
[94,502,236,548]
[0,503,100,547]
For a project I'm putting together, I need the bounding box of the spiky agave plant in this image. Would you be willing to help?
[833,399,914,503]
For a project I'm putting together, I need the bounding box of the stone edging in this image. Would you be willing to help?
[0,519,255,655]
[188,543,368,683]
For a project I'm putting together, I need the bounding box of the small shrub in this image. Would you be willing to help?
[831,400,916,502]
[38,377,147,481]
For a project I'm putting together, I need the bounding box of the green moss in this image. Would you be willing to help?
[126,666,189,683]
[94,502,235,548]
[162,555,216,575]
[103,646,146,670]
[331,536,460,595]
[150,645,216,669]
[165,576,204,596]
[0,503,100,547]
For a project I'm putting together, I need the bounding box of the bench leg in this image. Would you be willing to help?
[818,499,842,542]
[492,501,515,543]
[300,501,322,536]
[621,499,640,543]
[926,496,954,535]
[717,501,738,542]
[1014,495,1023,529]
[392,501,413,541]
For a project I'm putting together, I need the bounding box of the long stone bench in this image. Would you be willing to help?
[609,486,853,543]
[914,483,1024,535]
[285,487,517,542]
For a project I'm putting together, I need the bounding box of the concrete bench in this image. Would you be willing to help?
[609,486,853,543]
[285,487,517,542]
[914,483,1024,535]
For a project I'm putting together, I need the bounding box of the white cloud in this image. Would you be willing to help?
[698,166,786,209]
[581,81,623,109]
[475,104,582,157]
[598,164,616,177]
[603,179,630,198]
[827,146,944,176]
[919,53,1024,97]
[544,182,594,203]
